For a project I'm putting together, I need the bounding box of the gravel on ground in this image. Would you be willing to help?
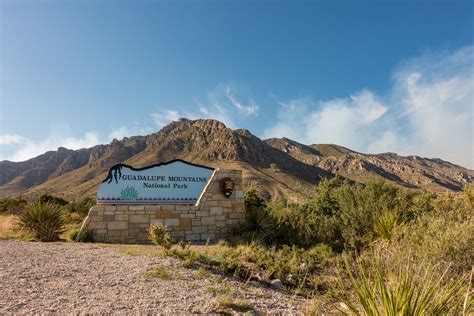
[0,240,307,314]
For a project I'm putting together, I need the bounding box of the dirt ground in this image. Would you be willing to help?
[0,240,308,314]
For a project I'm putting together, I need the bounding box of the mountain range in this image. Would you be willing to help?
[0,119,472,201]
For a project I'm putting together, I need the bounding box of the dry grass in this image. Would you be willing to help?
[0,214,32,240]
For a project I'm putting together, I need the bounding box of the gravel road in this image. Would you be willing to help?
[0,240,307,314]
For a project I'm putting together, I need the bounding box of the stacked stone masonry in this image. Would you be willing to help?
[80,169,245,243]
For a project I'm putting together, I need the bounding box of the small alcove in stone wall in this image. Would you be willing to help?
[78,160,245,243]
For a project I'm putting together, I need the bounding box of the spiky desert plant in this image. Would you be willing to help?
[17,202,65,241]
[336,256,468,315]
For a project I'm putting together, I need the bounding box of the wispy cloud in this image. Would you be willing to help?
[0,134,28,145]
[151,84,260,129]
[263,46,474,168]
[151,110,183,128]
[0,128,100,162]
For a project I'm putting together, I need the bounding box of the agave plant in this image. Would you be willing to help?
[17,202,65,241]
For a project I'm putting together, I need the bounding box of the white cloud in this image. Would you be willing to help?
[263,90,389,151]
[224,87,259,116]
[0,129,100,162]
[107,125,154,141]
[0,134,27,145]
[264,46,474,168]
[151,110,182,128]
[150,84,260,129]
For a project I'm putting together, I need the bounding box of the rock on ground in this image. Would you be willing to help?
[0,240,307,314]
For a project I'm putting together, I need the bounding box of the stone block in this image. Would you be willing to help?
[107,230,123,237]
[180,218,192,229]
[192,226,208,234]
[145,205,161,211]
[96,229,107,234]
[192,219,201,226]
[200,233,215,240]
[104,205,117,211]
[156,210,173,219]
[186,234,200,241]
[175,205,190,211]
[210,206,223,215]
[235,190,244,199]
[129,205,145,211]
[90,216,103,222]
[164,218,180,226]
[135,210,145,215]
[201,217,216,225]
[108,221,128,230]
[88,221,107,229]
[216,220,226,227]
[171,231,185,238]
[115,214,128,221]
[103,215,115,221]
[179,213,196,219]
[150,219,164,225]
[196,210,209,217]
[116,205,128,211]
[220,200,232,208]
[229,212,244,219]
[129,214,149,224]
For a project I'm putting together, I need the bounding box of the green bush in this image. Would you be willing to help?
[149,223,173,250]
[37,193,68,206]
[237,189,277,242]
[77,229,95,242]
[17,202,65,241]
[0,197,27,214]
[63,197,95,218]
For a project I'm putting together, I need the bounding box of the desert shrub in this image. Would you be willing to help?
[390,187,474,275]
[149,223,173,250]
[237,189,277,242]
[17,202,65,241]
[77,229,95,242]
[0,197,27,214]
[336,255,469,315]
[63,197,95,218]
[67,227,81,241]
[37,193,68,206]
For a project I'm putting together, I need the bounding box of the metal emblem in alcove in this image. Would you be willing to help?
[219,177,234,198]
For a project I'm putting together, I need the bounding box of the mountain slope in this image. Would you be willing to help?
[265,138,472,192]
[0,119,472,200]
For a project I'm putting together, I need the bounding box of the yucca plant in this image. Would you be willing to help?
[374,210,399,241]
[336,256,469,315]
[17,202,65,241]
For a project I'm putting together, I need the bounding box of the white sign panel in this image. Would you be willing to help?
[97,159,214,204]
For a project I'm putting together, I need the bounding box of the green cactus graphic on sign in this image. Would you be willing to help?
[120,186,139,200]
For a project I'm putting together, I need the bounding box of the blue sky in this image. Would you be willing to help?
[1,0,473,168]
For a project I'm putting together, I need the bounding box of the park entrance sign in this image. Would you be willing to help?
[97,159,214,204]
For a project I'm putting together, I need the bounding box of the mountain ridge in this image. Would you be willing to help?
[1,118,472,200]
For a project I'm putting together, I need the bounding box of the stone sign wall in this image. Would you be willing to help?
[78,169,245,243]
